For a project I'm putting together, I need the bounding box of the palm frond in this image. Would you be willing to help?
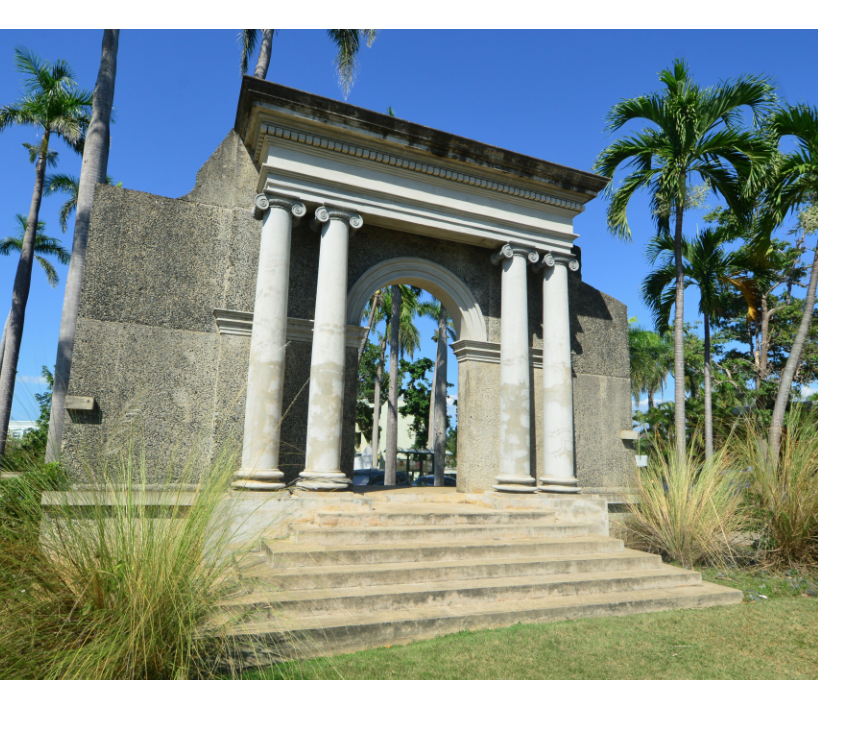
[238,29,259,76]
[327,29,376,99]
[35,255,60,287]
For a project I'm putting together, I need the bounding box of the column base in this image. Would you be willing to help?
[538,476,581,494]
[493,474,537,493]
[296,470,351,492]
[493,484,539,493]
[231,467,287,491]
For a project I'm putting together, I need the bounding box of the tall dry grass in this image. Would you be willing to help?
[623,436,745,568]
[0,422,267,679]
[738,410,818,567]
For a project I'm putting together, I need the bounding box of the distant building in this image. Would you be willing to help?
[8,420,38,440]
[355,398,416,460]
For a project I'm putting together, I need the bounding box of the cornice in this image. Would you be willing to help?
[212,309,368,349]
[255,121,586,215]
[451,339,544,368]
[235,77,610,202]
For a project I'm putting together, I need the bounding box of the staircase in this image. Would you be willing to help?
[223,495,741,664]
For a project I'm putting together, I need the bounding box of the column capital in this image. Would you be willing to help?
[253,193,307,220]
[315,206,364,230]
[531,252,580,273]
[491,243,539,266]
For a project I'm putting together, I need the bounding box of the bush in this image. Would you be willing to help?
[0,427,268,679]
[623,436,745,568]
[738,411,818,567]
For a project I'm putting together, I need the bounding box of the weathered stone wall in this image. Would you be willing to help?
[63,130,634,490]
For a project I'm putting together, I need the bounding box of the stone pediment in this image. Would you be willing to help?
[235,77,609,254]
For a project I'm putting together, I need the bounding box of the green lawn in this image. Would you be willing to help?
[244,567,817,680]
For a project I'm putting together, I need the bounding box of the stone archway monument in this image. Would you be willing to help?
[60,77,637,496]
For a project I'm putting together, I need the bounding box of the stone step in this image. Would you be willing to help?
[263,534,624,568]
[224,566,702,617]
[246,548,661,590]
[314,506,556,528]
[225,582,744,663]
[278,523,588,546]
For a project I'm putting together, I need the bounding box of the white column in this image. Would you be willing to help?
[233,194,305,490]
[492,243,539,492]
[534,252,580,493]
[297,206,363,490]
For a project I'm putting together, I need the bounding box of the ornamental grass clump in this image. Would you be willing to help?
[623,436,745,568]
[0,424,261,679]
[738,410,818,567]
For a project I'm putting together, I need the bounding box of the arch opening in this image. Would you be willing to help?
[346,257,487,343]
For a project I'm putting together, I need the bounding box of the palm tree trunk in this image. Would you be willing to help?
[0,309,10,379]
[371,334,387,469]
[427,350,437,443]
[703,312,713,460]
[384,286,401,485]
[357,291,379,365]
[254,30,274,79]
[0,129,50,456]
[433,306,448,486]
[672,200,687,460]
[768,246,818,460]
[45,29,119,464]
[648,390,655,410]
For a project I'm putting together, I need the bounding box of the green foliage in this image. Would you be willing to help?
[0,366,56,470]
[398,357,435,449]
[628,324,672,408]
[0,424,273,679]
[1,215,70,287]
[356,342,387,442]
[594,58,774,242]
[737,410,818,567]
[0,47,92,153]
[623,436,745,568]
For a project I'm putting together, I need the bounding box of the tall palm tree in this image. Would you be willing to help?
[643,228,757,458]
[0,47,91,457]
[756,104,818,460]
[44,171,117,233]
[420,296,457,483]
[239,29,376,98]
[595,59,773,458]
[0,216,71,377]
[367,286,421,470]
[44,30,119,465]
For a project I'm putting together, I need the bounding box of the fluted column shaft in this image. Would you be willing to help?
[492,243,538,492]
[233,195,305,490]
[297,206,363,490]
[536,253,580,492]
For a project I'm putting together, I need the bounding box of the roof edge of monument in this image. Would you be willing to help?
[234,76,609,203]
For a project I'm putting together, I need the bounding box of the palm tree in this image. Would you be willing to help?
[366,286,421,470]
[643,228,757,458]
[756,104,818,460]
[595,59,773,459]
[239,29,376,98]
[44,172,117,233]
[0,47,91,457]
[628,324,672,412]
[0,216,71,378]
[44,30,119,465]
[420,297,457,484]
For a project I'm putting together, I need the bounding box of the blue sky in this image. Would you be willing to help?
[0,29,818,420]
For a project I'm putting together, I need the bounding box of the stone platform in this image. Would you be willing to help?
[220,490,741,664]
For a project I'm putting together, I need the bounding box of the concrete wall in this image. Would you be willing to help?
[63,130,635,490]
